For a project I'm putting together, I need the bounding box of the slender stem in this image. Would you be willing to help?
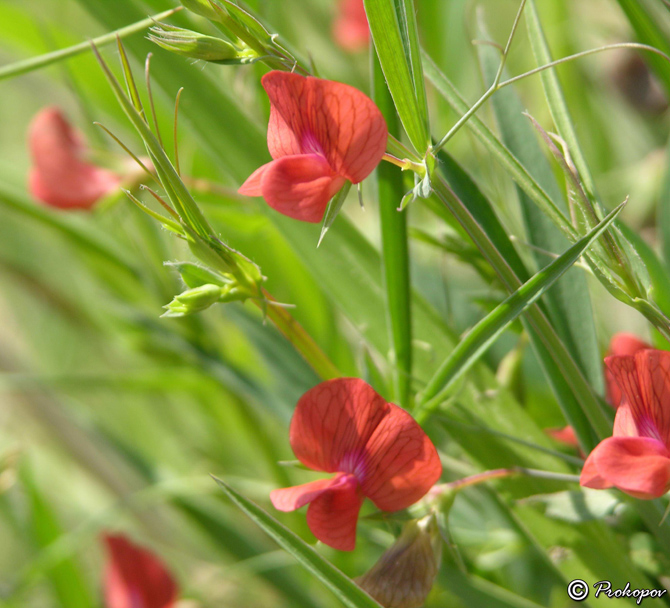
[0,7,183,81]
[374,53,413,408]
[382,153,424,173]
[434,0,527,153]
[258,289,341,381]
[432,466,580,495]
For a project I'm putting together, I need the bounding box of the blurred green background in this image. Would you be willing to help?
[1,0,670,606]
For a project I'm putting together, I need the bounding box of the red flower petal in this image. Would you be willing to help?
[589,436,670,499]
[306,473,364,551]
[289,378,390,473]
[270,476,340,512]
[606,350,670,445]
[28,107,120,210]
[605,333,650,406]
[237,163,269,197]
[333,0,370,52]
[612,400,639,437]
[358,405,442,511]
[262,71,387,183]
[103,534,178,608]
[580,451,614,490]
[256,154,346,223]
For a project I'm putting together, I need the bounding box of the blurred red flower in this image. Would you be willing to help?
[28,107,120,210]
[333,0,370,52]
[547,333,651,450]
[270,378,442,550]
[103,533,178,608]
[238,71,387,223]
[581,349,670,499]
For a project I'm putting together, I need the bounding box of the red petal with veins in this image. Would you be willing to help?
[289,378,390,473]
[612,400,639,437]
[306,474,364,551]
[606,350,670,446]
[605,334,650,407]
[589,436,670,499]
[359,405,442,511]
[28,107,120,210]
[333,0,370,52]
[258,154,345,223]
[262,71,387,183]
[270,477,341,512]
[103,534,177,608]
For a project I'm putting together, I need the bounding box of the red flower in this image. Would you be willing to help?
[581,349,670,499]
[28,107,120,210]
[605,333,650,406]
[546,333,650,450]
[238,71,387,223]
[270,378,442,551]
[103,533,178,608]
[333,0,370,52]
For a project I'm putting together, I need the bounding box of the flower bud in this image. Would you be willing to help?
[163,284,223,317]
[149,24,244,63]
[357,514,441,608]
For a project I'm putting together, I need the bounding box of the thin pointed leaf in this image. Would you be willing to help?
[318,182,351,248]
[213,477,384,608]
[477,20,605,398]
[363,0,430,153]
[416,201,624,420]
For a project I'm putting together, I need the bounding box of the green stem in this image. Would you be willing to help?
[258,289,341,381]
[373,53,413,408]
[0,7,183,81]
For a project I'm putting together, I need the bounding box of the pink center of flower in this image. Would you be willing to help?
[338,451,368,481]
[637,415,663,442]
[301,130,326,157]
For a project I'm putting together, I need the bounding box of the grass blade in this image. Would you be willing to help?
[477,17,605,398]
[363,0,430,153]
[213,477,384,608]
[416,201,625,421]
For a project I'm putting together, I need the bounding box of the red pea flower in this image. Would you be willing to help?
[28,107,121,210]
[546,333,650,449]
[270,378,442,551]
[581,349,670,499]
[333,0,370,52]
[605,333,650,407]
[103,533,178,608]
[238,71,388,223]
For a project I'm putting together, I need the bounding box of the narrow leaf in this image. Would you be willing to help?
[416,201,624,420]
[213,477,384,608]
[363,0,430,153]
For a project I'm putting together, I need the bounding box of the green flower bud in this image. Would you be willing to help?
[163,284,223,317]
[357,514,441,608]
[149,24,244,63]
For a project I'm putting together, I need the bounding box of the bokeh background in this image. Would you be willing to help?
[1,0,670,606]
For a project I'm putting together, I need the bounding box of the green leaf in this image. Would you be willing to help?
[363,0,430,153]
[318,182,352,248]
[527,489,621,523]
[213,477,384,608]
[477,15,605,399]
[415,201,624,421]
[372,52,412,407]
